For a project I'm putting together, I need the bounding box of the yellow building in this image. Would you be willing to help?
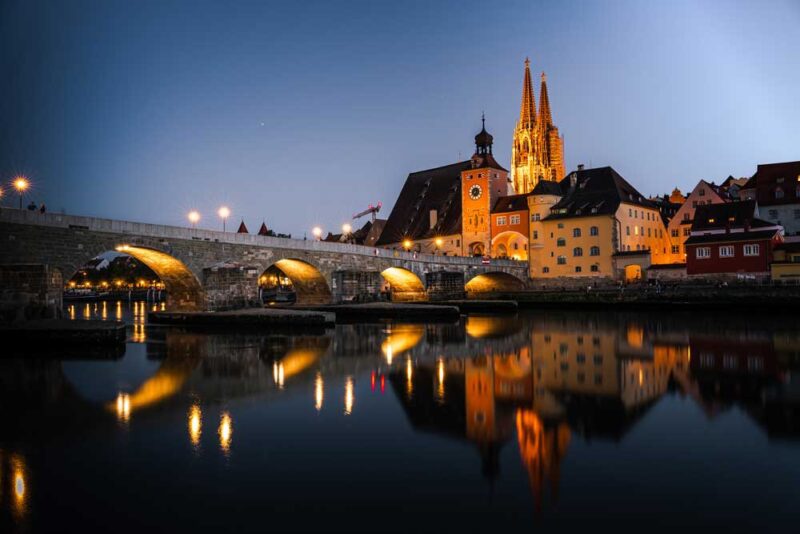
[771,242,800,281]
[511,58,565,194]
[528,166,670,280]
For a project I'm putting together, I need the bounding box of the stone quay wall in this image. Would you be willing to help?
[0,264,63,323]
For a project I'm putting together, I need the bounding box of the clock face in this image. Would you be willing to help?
[469,184,482,200]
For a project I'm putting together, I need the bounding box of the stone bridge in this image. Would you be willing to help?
[0,208,528,310]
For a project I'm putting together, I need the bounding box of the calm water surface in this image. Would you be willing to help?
[1,300,799,532]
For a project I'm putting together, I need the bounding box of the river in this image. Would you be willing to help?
[1,300,799,532]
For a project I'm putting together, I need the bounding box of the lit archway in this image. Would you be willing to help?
[261,259,332,305]
[624,264,642,283]
[492,231,528,261]
[114,245,204,311]
[380,267,427,302]
[468,242,485,257]
[465,272,526,296]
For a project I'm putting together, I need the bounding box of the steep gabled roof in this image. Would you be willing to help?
[376,160,472,246]
[690,200,772,231]
[545,166,656,220]
[492,193,530,214]
[236,220,249,234]
[531,179,567,196]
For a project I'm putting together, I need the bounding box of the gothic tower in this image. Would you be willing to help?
[511,58,565,194]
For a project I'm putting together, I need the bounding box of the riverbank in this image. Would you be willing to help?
[1,319,127,347]
[148,307,336,329]
[299,302,461,323]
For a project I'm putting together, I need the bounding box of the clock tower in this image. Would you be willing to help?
[461,117,509,256]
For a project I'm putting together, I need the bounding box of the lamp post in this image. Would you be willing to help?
[342,223,352,243]
[312,226,322,241]
[13,176,29,209]
[188,210,200,228]
[218,206,230,232]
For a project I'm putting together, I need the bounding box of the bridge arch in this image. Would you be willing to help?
[111,245,205,311]
[380,267,427,302]
[260,258,332,305]
[465,271,526,296]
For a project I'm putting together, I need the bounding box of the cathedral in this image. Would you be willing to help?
[376,58,564,260]
[511,58,565,194]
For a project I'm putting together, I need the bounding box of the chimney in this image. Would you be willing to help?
[429,209,438,230]
[577,164,585,171]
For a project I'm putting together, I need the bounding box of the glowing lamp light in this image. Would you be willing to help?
[312,226,322,240]
[342,223,352,234]
[188,210,201,226]
[218,206,230,232]
[13,176,29,193]
[403,239,412,250]
[435,237,444,247]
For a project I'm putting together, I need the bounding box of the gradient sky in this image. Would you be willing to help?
[2,0,799,237]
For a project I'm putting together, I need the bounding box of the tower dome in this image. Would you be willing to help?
[474,114,493,155]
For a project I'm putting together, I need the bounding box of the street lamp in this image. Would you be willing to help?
[342,223,352,235]
[187,210,201,228]
[403,239,412,251]
[13,176,29,209]
[435,237,443,254]
[312,226,323,240]
[218,206,230,232]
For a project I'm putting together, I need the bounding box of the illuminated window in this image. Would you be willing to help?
[590,226,599,236]
[696,247,711,259]
[634,226,639,236]
[708,218,715,224]
[744,244,760,256]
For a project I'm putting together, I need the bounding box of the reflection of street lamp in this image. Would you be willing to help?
[187,210,200,228]
[13,176,29,209]
[312,226,322,240]
[218,206,230,232]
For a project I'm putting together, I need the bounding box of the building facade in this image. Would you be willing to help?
[665,180,728,263]
[684,201,783,277]
[490,194,530,260]
[510,58,565,195]
[740,161,800,235]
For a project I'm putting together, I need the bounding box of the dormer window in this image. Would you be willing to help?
[777,177,785,184]
[775,188,785,199]
[708,218,715,223]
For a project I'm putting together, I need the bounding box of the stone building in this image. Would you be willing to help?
[510,58,565,194]
[740,161,800,235]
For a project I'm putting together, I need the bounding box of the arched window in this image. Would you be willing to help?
[590,226,599,236]
[573,228,581,237]
[590,246,600,256]
[573,247,583,257]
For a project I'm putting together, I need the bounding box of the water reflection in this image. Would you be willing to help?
[2,308,798,530]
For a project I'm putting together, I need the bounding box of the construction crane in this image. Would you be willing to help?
[352,202,382,223]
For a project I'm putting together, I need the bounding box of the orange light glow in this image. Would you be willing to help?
[219,412,233,454]
[13,176,29,193]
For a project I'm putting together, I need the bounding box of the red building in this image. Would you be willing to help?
[685,200,783,277]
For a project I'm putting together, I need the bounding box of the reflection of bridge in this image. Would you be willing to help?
[0,209,527,310]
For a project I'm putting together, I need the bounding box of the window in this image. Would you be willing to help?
[557,223,564,229]
[557,255,567,265]
[648,228,651,237]
[556,238,566,247]
[629,208,632,217]
[696,247,711,259]
[542,266,550,273]
[744,244,760,256]
[683,213,690,221]
[573,247,583,257]
[590,246,600,256]
[719,245,734,258]
[594,374,603,385]
[575,266,582,273]
[593,354,603,364]
[671,229,679,237]
[671,245,679,254]
[775,188,785,199]
[590,226,599,236]
[497,216,507,225]
[634,226,639,236]
[532,213,541,221]
[533,230,539,240]
[699,188,705,196]
[626,226,630,236]
[769,209,778,219]
[510,214,520,225]
[590,264,599,272]
[692,201,698,208]
[577,353,586,363]
[777,176,785,183]
[573,228,581,237]
[683,228,691,236]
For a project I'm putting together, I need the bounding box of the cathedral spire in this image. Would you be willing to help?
[538,71,553,129]
[519,57,536,129]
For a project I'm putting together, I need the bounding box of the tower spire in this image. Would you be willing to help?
[538,71,553,129]
[519,57,536,129]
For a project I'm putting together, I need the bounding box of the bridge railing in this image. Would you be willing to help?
[0,207,526,268]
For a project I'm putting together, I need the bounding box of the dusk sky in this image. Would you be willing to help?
[2,0,798,237]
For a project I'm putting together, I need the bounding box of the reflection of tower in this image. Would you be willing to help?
[465,355,500,478]
[515,409,570,512]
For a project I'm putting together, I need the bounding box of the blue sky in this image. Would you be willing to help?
[1,0,798,236]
